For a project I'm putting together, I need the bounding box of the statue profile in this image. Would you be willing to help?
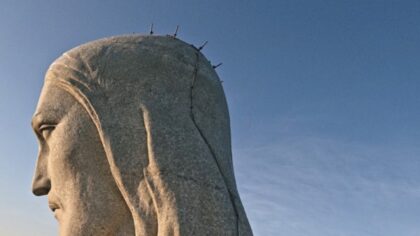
[31,35,253,236]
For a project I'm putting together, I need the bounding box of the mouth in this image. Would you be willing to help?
[47,194,62,220]
[48,202,60,213]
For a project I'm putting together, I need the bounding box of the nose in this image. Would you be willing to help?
[32,153,51,196]
[32,176,51,196]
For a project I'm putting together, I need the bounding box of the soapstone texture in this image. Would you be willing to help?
[32,35,253,236]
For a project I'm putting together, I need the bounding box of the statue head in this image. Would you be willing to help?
[31,35,252,236]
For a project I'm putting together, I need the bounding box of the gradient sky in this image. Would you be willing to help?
[1,0,420,235]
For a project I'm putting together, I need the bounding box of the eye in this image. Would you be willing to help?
[39,124,56,139]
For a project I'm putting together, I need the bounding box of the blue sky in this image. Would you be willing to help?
[1,0,420,235]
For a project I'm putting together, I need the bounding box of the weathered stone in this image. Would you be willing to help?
[32,35,253,236]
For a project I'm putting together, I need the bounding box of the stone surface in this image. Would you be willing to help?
[32,34,253,236]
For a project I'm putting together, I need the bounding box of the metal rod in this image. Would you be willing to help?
[150,23,154,35]
[212,63,223,69]
[173,25,179,37]
[198,41,208,51]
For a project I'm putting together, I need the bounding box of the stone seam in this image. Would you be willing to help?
[189,47,240,236]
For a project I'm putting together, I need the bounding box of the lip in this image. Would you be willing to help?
[47,194,62,218]
[48,200,62,220]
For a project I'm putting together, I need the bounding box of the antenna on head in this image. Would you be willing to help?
[212,63,223,69]
[150,23,154,35]
[173,25,179,38]
[198,41,208,51]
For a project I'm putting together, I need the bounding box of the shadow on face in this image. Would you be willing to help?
[31,83,134,236]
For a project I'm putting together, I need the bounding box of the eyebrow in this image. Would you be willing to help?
[31,112,53,129]
[31,113,43,130]
[31,109,62,127]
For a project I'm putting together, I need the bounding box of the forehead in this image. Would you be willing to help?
[32,83,78,124]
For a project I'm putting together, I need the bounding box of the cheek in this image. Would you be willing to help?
[46,122,96,229]
[47,116,126,229]
[47,121,85,202]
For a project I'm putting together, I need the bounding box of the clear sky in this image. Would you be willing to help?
[1,0,420,235]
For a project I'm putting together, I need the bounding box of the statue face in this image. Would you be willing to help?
[31,83,134,235]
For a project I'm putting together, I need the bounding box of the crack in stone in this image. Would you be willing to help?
[189,48,240,236]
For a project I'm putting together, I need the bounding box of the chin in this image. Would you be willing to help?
[59,217,114,236]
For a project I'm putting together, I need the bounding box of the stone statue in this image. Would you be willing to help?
[31,35,253,236]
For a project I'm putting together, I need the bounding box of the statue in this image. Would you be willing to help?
[31,35,253,236]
